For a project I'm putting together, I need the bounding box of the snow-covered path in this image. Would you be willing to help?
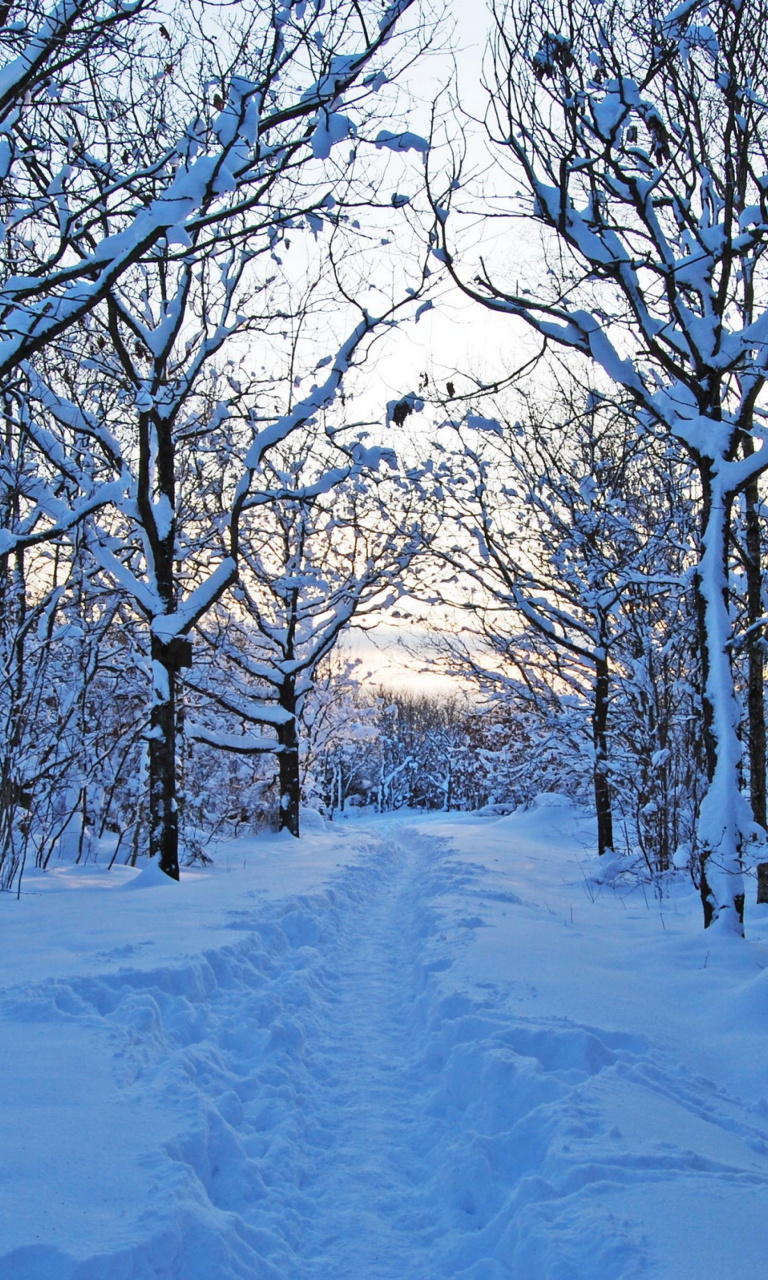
[3,804,768,1278]
[289,831,441,1278]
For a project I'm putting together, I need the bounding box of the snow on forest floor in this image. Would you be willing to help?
[2,799,768,1279]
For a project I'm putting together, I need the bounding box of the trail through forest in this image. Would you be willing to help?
[2,805,768,1278]
[288,831,442,1278]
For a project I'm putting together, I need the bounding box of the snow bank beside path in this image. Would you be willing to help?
[407,800,768,1278]
[0,827,353,989]
[1,803,768,1278]
[0,825,382,1277]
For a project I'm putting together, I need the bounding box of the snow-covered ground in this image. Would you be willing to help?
[2,798,768,1279]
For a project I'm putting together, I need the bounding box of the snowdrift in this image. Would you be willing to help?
[1,804,767,1278]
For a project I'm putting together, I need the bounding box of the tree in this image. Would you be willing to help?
[305,679,528,814]
[421,377,697,859]
[0,519,147,891]
[730,460,768,894]
[1,0,434,877]
[195,427,424,836]
[0,0,429,380]
[300,655,381,818]
[435,0,768,931]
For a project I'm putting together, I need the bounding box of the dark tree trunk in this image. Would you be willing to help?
[149,636,179,879]
[277,677,300,837]
[593,651,614,857]
[742,441,767,826]
[0,543,29,890]
[693,471,718,929]
[135,388,181,880]
[742,445,768,902]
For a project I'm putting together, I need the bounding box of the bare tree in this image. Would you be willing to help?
[0,0,431,379]
[421,378,695,859]
[434,0,768,931]
[194,427,425,837]
[0,0,434,877]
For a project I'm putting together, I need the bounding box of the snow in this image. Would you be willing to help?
[375,130,429,154]
[311,112,355,160]
[187,723,280,754]
[464,414,504,436]
[2,801,768,1277]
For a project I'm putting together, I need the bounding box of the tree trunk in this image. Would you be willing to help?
[0,545,29,891]
[593,651,614,857]
[694,468,745,933]
[742,448,768,903]
[744,471,766,830]
[148,636,179,879]
[277,678,300,837]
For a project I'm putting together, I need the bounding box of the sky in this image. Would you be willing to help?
[342,0,539,694]
[370,0,537,400]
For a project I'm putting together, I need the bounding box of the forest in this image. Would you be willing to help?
[7,2,768,1277]
[2,0,768,935]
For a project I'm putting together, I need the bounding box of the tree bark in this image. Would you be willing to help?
[148,637,179,879]
[741,448,768,903]
[0,543,27,890]
[135,386,182,880]
[277,677,300,837]
[593,651,614,856]
[741,441,767,830]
